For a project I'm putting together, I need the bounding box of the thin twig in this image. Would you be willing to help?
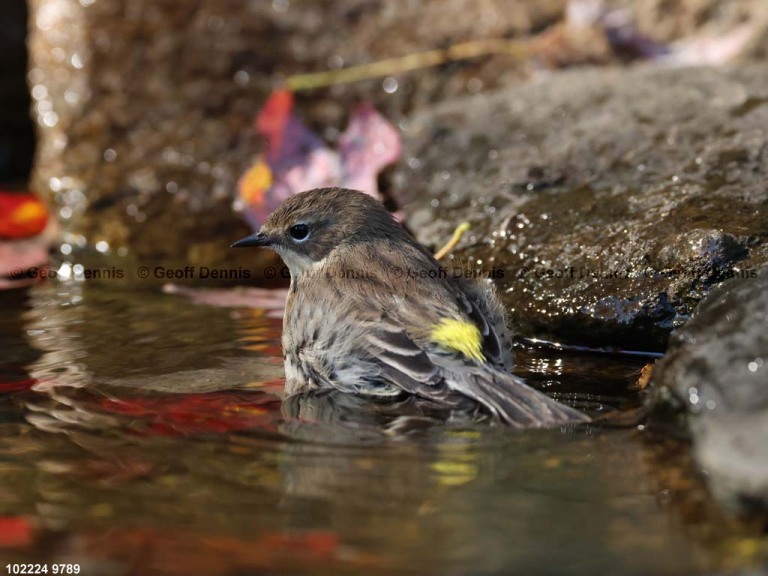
[434,222,471,261]
[287,38,528,91]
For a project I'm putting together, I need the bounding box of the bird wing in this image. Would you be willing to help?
[360,312,587,428]
[361,313,454,404]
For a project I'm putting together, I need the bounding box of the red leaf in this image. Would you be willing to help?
[237,91,401,228]
[256,89,294,160]
[0,516,34,548]
[73,526,384,574]
[0,376,37,393]
[339,104,402,193]
[98,391,283,437]
[0,193,49,239]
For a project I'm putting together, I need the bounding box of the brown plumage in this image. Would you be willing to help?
[232,187,588,428]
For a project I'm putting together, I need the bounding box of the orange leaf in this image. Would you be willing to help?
[237,159,273,210]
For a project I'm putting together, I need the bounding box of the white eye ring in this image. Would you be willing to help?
[288,223,310,243]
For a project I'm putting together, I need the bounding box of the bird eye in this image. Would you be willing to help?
[288,223,310,242]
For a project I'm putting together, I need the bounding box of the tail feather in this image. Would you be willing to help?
[451,370,589,429]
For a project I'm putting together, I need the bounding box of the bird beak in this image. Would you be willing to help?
[231,231,272,248]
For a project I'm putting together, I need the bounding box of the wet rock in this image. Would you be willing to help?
[27,0,566,267]
[398,64,768,349]
[653,268,768,512]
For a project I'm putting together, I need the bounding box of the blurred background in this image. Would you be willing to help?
[2,0,767,269]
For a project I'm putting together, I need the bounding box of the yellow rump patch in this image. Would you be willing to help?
[430,318,485,362]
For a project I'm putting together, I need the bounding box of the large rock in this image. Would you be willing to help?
[27,0,567,268]
[653,268,768,512]
[398,64,768,350]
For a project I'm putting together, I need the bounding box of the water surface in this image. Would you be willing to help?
[0,281,763,575]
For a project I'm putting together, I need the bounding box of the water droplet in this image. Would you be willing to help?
[42,111,58,127]
[382,77,398,94]
[117,247,128,257]
[51,47,66,63]
[407,157,420,169]
[31,85,48,100]
[180,154,195,167]
[748,361,758,372]
[440,171,451,180]
[327,55,344,70]
[60,243,72,255]
[59,206,73,219]
[95,241,110,253]
[430,199,440,208]
[53,134,68,150]
[272,0,289,12]
[103,148,117,162]
[57,263,72,280]
[162,148,181,164]
[71,53,84,69]
[64,90,80,105]
[488,149,498,160]
[234,70,250,86]
[206,16,224,31]
[166,181,179,194]
[467,77,483,93]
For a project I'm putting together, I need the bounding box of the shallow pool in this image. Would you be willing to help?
[0,281,763,575]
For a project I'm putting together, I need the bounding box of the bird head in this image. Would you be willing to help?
[232,187,400,276]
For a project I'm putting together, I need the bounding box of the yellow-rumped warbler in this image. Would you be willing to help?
[232,187,587,428]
